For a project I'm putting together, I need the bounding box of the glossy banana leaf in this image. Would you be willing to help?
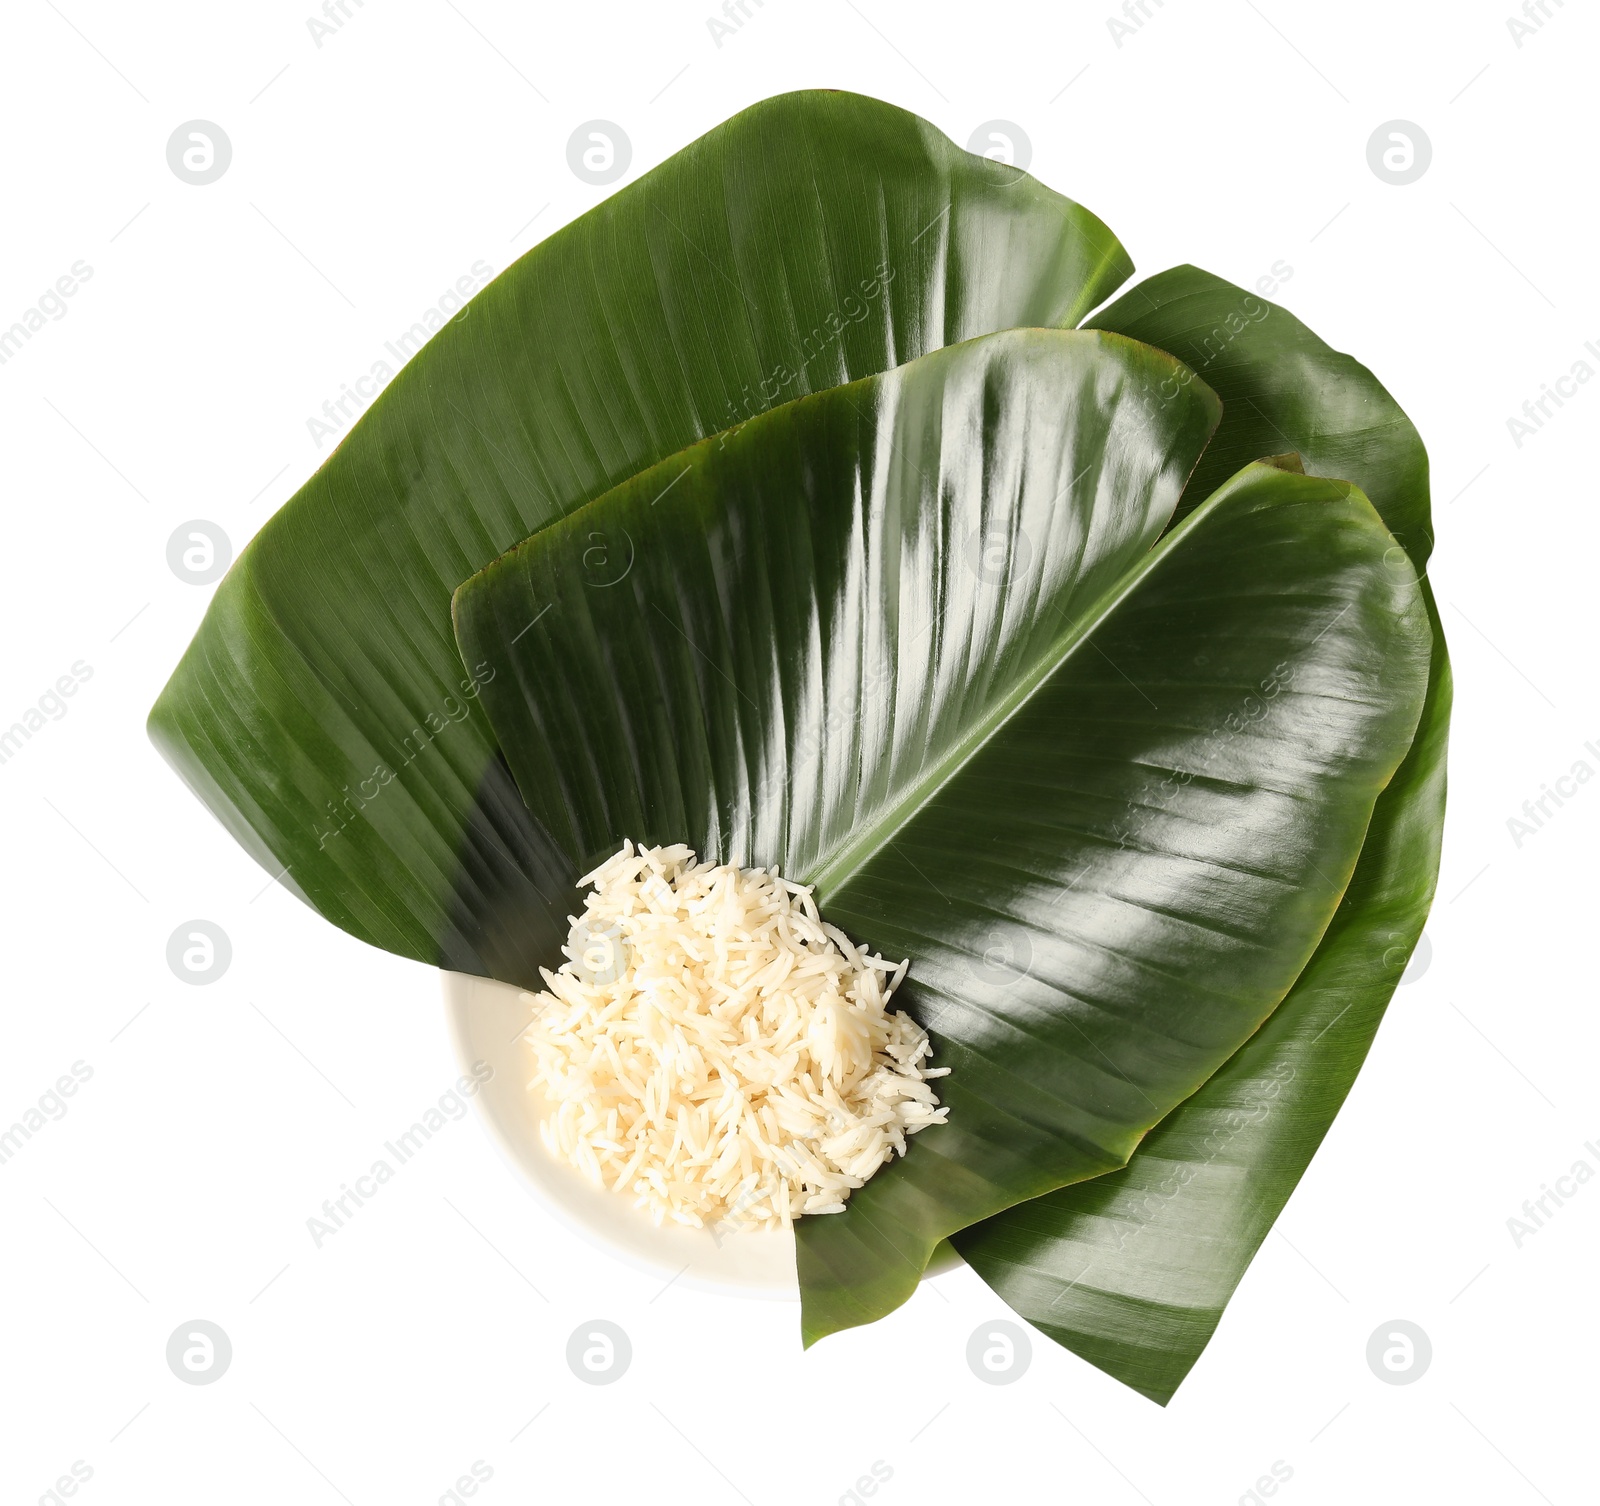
[951,606,1448,1402]
[951,269,1451,1401]
[451,328,1433,1345]
[146,90,1132,986]
[1090,265,1433,564]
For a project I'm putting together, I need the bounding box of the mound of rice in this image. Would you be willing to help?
[522,841,949,1232]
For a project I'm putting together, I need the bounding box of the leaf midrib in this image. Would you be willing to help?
[804,485,1228,905]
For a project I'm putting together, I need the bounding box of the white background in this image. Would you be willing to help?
[1,1,1595,1502]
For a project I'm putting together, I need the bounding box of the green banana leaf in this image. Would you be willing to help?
[951,268,1451,1402]
[450,328,1433,1345]
[950,605,1448,1402]
[146,90,1132,986]
[1090,265,1433,564]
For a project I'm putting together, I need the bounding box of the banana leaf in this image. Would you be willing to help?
[147,89,1131,986]
[450,327,1433,1345]
[950,268,1451,1401]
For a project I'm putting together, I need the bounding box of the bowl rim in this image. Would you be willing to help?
[441,968,963,1300]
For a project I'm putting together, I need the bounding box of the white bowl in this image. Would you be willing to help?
[442,970,962,1298]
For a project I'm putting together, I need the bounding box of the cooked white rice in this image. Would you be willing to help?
[522,841,949,1232]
